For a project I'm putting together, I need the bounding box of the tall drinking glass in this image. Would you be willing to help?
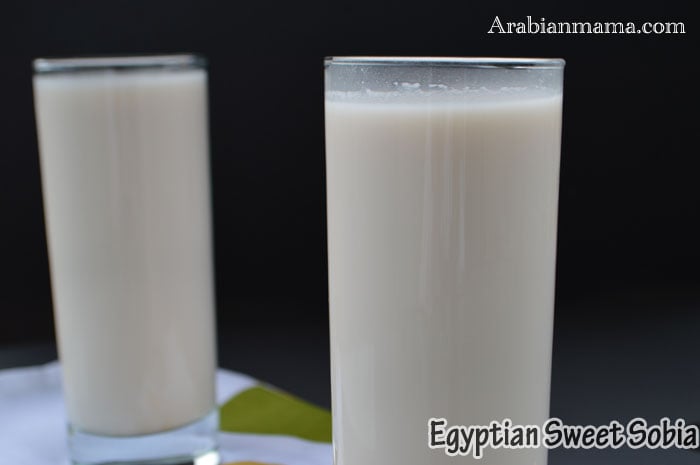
[33,55,218,465]
[324,57,564,464]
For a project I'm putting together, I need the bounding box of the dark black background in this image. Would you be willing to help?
[0,1,695,350]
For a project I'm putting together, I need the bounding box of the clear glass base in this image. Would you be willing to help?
[67,409,219,465]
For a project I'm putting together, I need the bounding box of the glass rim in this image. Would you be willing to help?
[325,56,565,69]
[33,54,206,75]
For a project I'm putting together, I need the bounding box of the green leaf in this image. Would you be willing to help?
[220,385,331,443]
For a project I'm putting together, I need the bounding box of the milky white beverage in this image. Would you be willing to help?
[325,58,564,464]
[33,56,217,464]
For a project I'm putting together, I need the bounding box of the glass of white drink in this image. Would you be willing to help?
[324,57,564,465]
[33,55,218,465]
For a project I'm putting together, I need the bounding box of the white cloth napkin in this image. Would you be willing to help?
[0,362,332,465]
